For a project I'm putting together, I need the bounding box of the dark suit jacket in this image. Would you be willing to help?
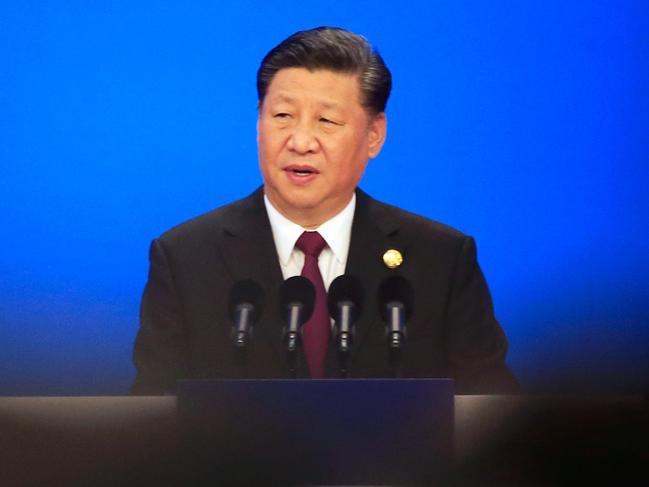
[131,187,518,394]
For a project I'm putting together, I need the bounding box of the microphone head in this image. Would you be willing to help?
[327,274,364,320]
[377,275,414,321]
[228,279,265,324]
[278,276,316,324]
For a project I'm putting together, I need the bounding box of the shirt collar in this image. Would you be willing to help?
[264,193,356,265]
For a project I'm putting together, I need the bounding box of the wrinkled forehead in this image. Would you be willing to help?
[260,67,364,110]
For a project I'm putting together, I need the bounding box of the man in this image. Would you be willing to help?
[131,27,518,394]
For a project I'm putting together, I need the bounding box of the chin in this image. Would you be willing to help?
[285,196,321,212]
[275,186,319,205]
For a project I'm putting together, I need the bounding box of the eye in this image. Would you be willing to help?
[274,112,291,119]
[319,117,336,125]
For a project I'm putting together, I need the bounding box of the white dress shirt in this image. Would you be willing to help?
[263,193,356,290]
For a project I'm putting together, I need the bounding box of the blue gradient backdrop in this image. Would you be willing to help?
[1,1,648,395]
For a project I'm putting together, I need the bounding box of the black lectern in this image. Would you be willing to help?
[177,378,454,485]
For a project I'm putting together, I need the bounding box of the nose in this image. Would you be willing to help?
[286,122,320,154]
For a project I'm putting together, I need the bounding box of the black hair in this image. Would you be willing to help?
[257,27,391,116]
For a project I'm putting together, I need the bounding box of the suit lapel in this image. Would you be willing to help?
[343,189,404,366]
[216,188,287,366]
[218,188,282,283]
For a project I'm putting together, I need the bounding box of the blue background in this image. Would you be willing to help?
[1,1,648,395]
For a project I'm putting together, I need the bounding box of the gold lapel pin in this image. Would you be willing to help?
[382,249,403,269]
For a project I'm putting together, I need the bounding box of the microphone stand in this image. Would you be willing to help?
[386,301,406,378]
[388,343,403,378]
[285,303,303,379]
[337,340,350,378]
[334,301,355,378]
[286,342,298,379]
[234,343,250,378]
[232,303,254,378]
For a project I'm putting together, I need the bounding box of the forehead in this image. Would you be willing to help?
[264,68,363,109]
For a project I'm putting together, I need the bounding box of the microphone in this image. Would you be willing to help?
[377,275,414,351]
[327,275,363,355]
[228,279,264,350]
[278,276,315,371]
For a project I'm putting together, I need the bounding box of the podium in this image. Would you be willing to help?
[1,391,647,486]
[177,379,453,485]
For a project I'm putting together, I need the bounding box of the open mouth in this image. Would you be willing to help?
[285,165,319,176]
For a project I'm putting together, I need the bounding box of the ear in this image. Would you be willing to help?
[256,101,264,145]
[256,104,262,144]
[367,112,387,159]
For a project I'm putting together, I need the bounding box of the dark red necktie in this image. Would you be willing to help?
[295,231,329,378]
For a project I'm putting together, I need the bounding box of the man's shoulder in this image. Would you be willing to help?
[358,189,468,243]
[156,188,262,247]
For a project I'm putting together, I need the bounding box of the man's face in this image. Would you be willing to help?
[257,67,386,227]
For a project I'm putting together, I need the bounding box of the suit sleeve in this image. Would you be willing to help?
[445,236,520,394]
[130,239,189,395]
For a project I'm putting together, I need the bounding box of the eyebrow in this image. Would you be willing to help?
[271,93,343,111]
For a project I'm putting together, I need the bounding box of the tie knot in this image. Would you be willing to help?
[296,231,327,257]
